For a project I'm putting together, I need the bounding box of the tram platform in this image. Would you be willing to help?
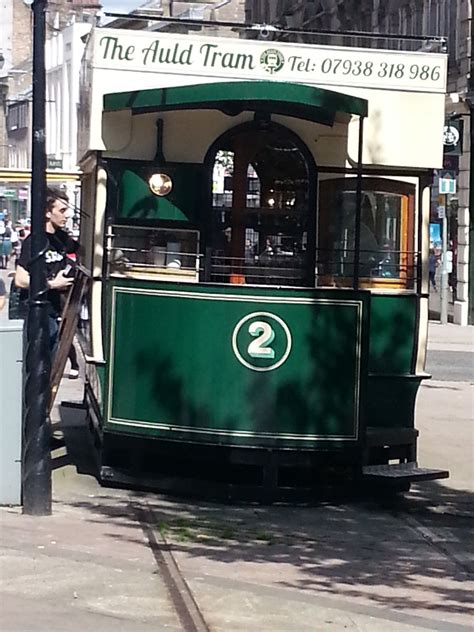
[1,321,473,632]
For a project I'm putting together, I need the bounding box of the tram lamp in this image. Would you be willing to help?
[149,173,173,196]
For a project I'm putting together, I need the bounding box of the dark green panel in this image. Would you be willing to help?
[366,376,421,428]
[104,80,368,119]
[368,295,417,374]
[120,169,188,221]
[113,162,203,223]
[106,283,368,448]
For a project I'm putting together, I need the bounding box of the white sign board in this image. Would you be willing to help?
[94,29,447,94]
[439,178,456,194]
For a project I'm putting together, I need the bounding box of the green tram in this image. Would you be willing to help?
[77,26,449,499]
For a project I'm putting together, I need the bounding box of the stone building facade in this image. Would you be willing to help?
[0,0,32,169]
[109,1,246,34]
[0,0,100,220]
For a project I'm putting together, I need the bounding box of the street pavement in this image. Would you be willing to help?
[0,281,473,630]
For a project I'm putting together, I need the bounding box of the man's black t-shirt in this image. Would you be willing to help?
[17,229,78,316]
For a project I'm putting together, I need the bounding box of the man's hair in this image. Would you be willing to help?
[46,186,68,212]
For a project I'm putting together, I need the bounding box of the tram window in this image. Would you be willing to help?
[207,126,314,287]
[212,151,234,209]
[318,178,415,289]
[108,225,200,281]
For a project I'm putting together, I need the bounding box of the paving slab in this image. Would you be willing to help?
[427,322,474,348]
[0,502,181,632]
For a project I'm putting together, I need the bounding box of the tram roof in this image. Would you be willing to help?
[103,80,368,125]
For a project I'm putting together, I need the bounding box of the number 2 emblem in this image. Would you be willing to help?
[247,321,275,359]
[232,312,292,372]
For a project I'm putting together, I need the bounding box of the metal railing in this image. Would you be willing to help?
[105,232,420,289]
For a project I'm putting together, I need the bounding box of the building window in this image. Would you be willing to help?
[401,5,414,36]
[6,101,29,132]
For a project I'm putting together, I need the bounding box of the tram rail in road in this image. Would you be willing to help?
[136,505,210,632]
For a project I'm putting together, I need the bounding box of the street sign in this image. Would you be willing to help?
[437,205,446,219]
[439,177,456,195]
[47,156,63,170]
[443,120,462,156]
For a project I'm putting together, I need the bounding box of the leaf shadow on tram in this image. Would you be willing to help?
[108,298,365,498]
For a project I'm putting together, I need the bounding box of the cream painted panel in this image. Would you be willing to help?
[162,111,250,163]
[103,110,253,161]
[89,67,445,171]
[103,108,352,166]
[163,111,351,166]
[97,79,444,170]
[421,185,431,296]
[343,89,445,168]
[98,89,444,169]
[103,112,158,159]
[272,115,349,168]
[416,297,429,374]
[91,68,235,153]
[102,110,132,152]
[90,167,107,364]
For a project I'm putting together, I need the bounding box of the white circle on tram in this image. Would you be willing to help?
[232,311,292,372]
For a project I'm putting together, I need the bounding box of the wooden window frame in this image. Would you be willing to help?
[318,177,416,290]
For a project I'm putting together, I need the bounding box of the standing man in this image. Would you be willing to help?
[15,187,76,350]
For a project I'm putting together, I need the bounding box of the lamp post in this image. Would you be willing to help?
[22,0,51,516]
[439,192,449,324]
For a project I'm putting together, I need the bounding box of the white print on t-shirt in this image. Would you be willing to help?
[45,250,64,264]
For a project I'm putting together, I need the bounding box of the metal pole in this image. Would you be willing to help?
[468,6,474,326]
[468,101,474,324]
[353,116,364,290]
[440,193,449,324]
[22,0,51,516]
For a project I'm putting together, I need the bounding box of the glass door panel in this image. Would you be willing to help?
[208,127,314,287]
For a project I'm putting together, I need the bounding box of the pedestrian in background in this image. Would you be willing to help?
[0,220,13,269]
[0,276,6,311]
[429,248,438,292]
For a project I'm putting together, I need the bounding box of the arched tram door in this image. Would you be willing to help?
[203,121,316,289]
[84,81,449,500]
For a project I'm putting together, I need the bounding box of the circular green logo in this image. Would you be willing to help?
[260,49,285,74]
[232,311,292,372]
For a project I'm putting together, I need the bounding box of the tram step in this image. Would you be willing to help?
[362,462,449,483]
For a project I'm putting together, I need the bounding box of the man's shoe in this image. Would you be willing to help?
[69,368,79,379]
